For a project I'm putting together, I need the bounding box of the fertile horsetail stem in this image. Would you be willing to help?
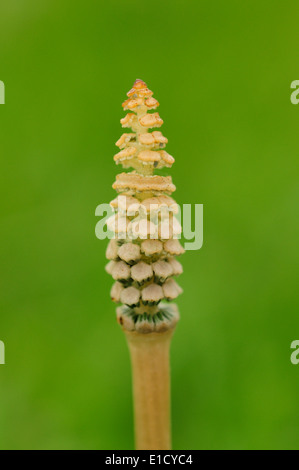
[105,79,184,449]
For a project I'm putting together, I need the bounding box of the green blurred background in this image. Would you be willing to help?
[0,0,298,450]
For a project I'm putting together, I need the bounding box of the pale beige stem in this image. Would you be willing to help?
[125,329,174,450]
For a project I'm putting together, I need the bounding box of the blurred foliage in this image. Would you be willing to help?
[0,0,298,450]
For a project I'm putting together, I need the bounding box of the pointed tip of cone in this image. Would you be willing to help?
[133,79,147,89]
[127,79,153,98]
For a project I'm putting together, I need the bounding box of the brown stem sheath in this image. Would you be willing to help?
[125,329,175,450]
